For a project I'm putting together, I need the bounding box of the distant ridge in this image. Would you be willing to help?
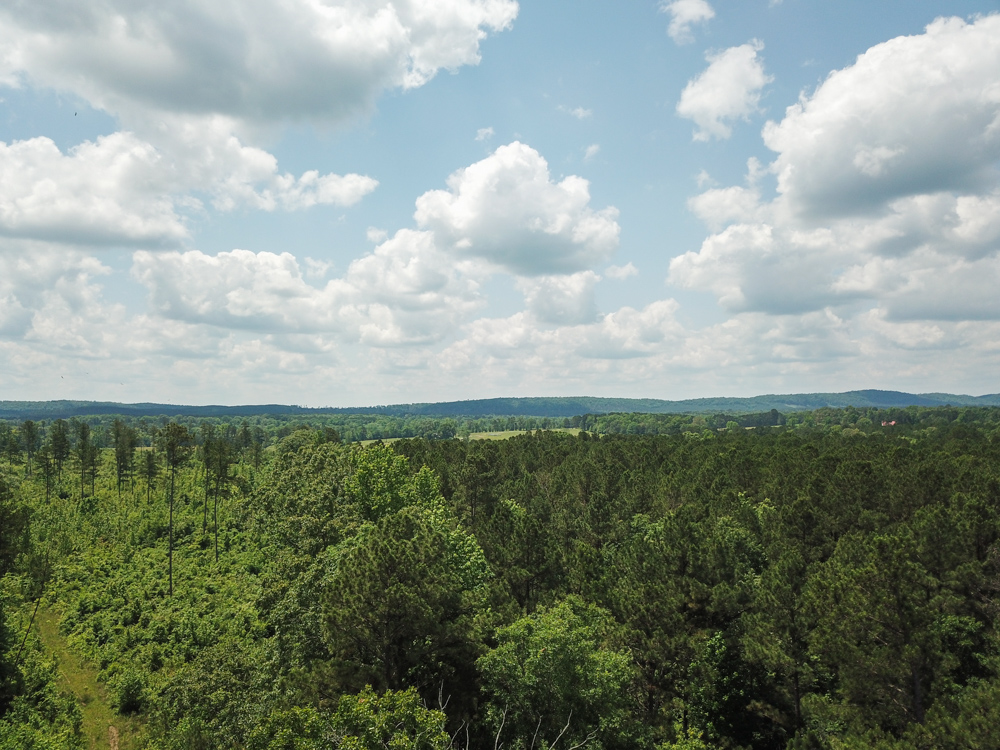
[2,390,999,421]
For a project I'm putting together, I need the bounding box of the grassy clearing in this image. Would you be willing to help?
[34,608,143,750]
[467,428,583,441]
[358,437,402,446]
[359,428,585,445]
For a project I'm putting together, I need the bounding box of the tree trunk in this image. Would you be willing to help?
[911,662,924,724]
[169,466,175,597]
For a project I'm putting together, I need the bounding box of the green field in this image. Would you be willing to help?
[466,427,583,440]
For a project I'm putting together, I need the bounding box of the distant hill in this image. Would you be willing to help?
[2,389,999,421]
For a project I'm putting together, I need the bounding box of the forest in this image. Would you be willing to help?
[1,405,999,748]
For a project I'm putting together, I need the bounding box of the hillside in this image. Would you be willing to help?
[2,389,999,421]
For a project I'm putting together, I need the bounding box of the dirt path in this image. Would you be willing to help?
[35,608,139,750]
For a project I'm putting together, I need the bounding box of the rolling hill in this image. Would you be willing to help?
[2,389,998,421]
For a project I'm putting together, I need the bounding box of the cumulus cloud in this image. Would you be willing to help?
[133,249,346,331]
[0,0,519,131]
[0,1,513,248]
[129,142,622,343]
[670,222,847,314]
[584,144,600,161]
[560,106,593,119]
[414,141,620,275]
[0,246,126,359]
[272,171,379,211]
[687,185,762,231]
[674,15,1000,329]
[605,262,638,280]
[342,229,483,344]
[132,230,481,345]
[0,130,377,247]
[661,0,715,44]
[476,127,495,141]
[442,298,684,377]
[673,190,1000,320]
[517,271,600,325]
[763,15,1000,218]
[677,41,772,141]
[0,134,185,246]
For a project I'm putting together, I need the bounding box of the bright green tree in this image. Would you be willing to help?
[477,596,639,750]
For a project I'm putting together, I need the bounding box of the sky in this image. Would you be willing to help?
[1,0,1000,407]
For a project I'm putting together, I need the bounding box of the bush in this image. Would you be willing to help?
[113,668,145,714]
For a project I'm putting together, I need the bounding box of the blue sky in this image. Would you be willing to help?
[1,0,998,406]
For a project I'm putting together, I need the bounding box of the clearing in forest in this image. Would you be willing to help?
[34,608,141,750]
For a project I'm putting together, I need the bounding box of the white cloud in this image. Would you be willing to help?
[677,41,772,141]
[132,249,347,332]
[476,126,495,141]
[674,15,1000,329]
[605,262,638,280]
[687,185,762,231]
[763,15,1000,218]
[695,170,715,189]
[304,257,333,280]
[0,0,519,132]
[0,246,127,359]
[0,249,104,338]
[342,229,483,345]
[670,221,851,314]
[516,271,600,325]
[414,141,620,275]
[131,230,481,346]
[6,240,1000,403]
[584,144,600,161]
[0,134,185,246]
[367,227,389,243]
[128,141,621,345]
[272,170,378,211]
[673,188,1000,320]
[561,106,593,120]
[442,299,684,378]
[661,0,715,44]
[0,131,377,247]
[0,1,513,248]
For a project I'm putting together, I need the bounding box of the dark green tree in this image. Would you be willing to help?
[140,446,159,504]
[0,475,29,715]
[74,421,91,500]
[50,419,70,481]
[112,418,138,499]
[159,422,193,597]
[200,423,216,534]
[19,420,39,477]
[209,431,234,563]
[321,502,489,703]
[36,442,56,502]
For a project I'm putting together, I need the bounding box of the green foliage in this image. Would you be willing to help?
[0,622,83,749]
[321,504,487,697]
[330,686,449,750]
[2,408,1000,748]
[478,596,639,750]
[111,666,145,714]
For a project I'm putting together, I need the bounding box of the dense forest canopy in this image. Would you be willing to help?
[1,406,999,748]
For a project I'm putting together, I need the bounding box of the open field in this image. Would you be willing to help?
[360,427,585,446]
[466,428,583,440]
